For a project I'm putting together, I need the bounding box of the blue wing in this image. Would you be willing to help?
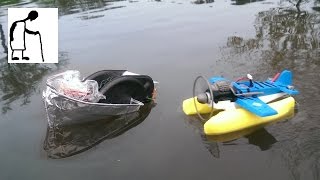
[235,97,278,117]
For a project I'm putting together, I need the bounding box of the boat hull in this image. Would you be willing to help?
[183,97,295,135]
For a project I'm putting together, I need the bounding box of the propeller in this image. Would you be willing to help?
[193,76,215,121]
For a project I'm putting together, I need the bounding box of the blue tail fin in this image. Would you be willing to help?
[275,70,292,86]
[272,70,299,95]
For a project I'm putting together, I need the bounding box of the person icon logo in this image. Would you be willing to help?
[10,10,45,62]
[8,8,58,64]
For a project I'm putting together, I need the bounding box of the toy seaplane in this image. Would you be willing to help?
[183,70,299,135]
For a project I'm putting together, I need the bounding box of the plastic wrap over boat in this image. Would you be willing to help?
[46,70,106,103]
[42,71,144,128]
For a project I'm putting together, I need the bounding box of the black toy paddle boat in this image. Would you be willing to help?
[43,70,156,127]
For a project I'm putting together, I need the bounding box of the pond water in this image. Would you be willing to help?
[0,0,319,179]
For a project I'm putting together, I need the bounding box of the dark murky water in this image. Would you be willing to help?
[0,0,319,179]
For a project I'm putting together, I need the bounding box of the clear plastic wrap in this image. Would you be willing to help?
[47,70,105,103]
[43,70,144,128]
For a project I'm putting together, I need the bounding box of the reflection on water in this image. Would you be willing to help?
[0,0,266,21]
[0,53,68,114]
[0,63,49,113]
[223,5,320,180]
[313,0,320,11]
[0,0,268,23]
[185,115,279,158]
[205,128,278,154]
[201,128,278,158]
[245,128,277,151]
[0,0,126,20]
[231,0,264,5]
[192,0,214,5]
[313,6,320,11]
[0,23,8,55]
[44,103,155,159]
[226,7,319,67]
[0,0,22,7]
[48,0,126,19]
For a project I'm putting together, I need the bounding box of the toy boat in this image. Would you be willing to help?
[43,70,156,127]
[183,70,298,136]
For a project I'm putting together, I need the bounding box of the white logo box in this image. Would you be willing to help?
[8,8,58,63]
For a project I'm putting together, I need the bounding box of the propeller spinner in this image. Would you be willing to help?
[193,76,215,121]
[196,92,210,104]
